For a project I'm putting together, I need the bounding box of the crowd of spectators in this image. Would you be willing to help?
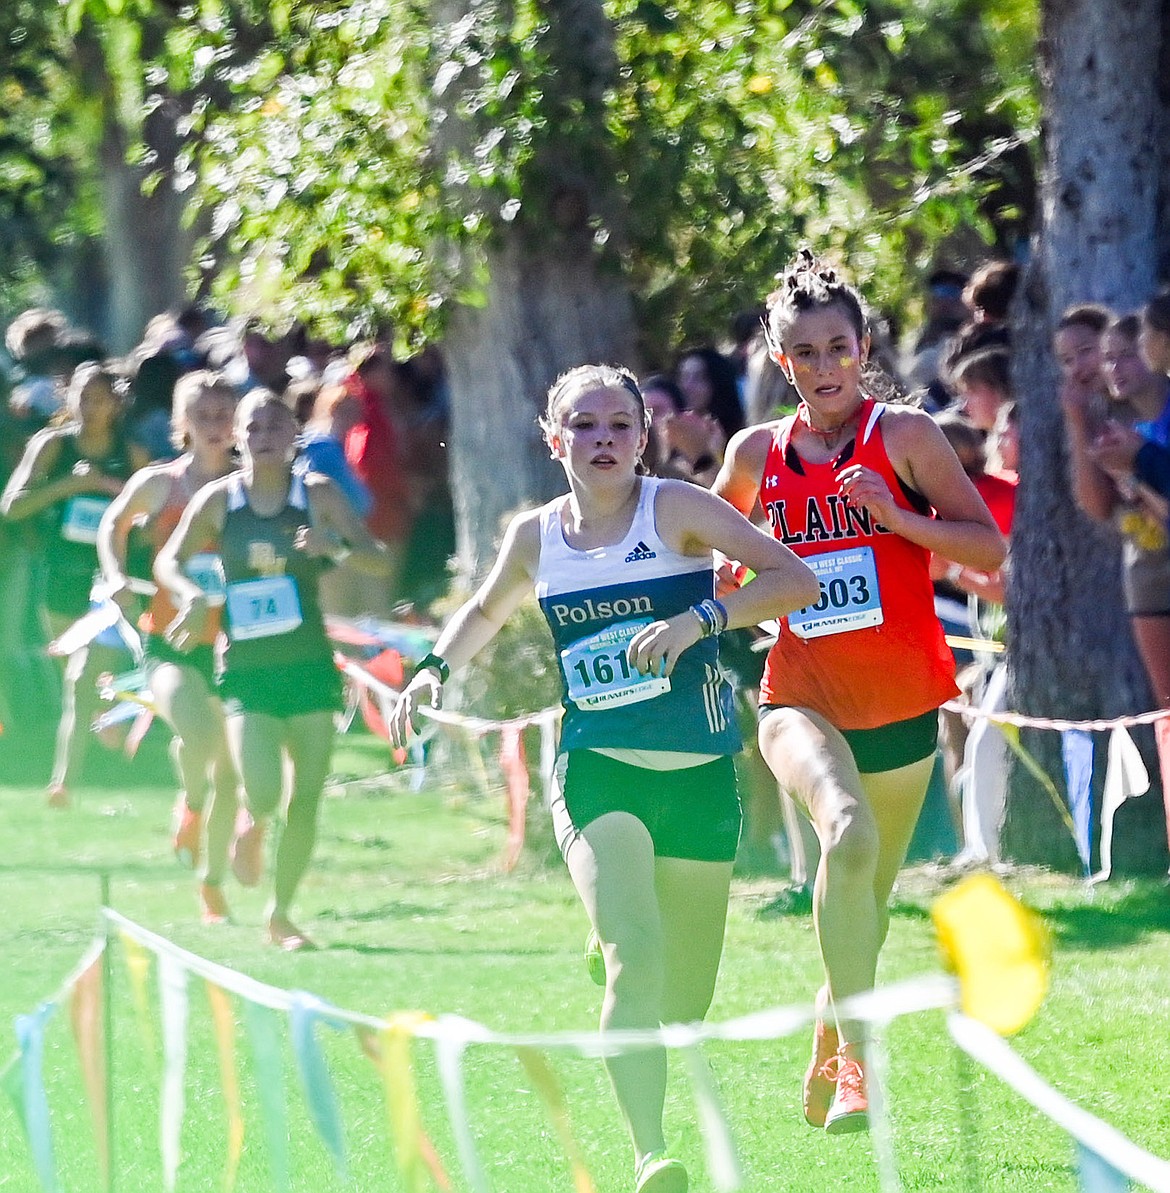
[3,253,1168,876]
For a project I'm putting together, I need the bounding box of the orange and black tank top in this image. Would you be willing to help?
[139,457,224,644]
[757,398,957,730]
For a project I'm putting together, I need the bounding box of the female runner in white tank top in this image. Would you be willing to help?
[391,364,817,1193]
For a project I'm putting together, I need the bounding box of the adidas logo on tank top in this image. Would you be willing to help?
[624,540,657,563]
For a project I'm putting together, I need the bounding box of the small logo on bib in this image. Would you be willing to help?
[624,540,657,563]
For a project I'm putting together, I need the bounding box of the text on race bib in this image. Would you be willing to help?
[561,617,671,710]
[184,552,226,606]
[788,546,884,640]
[61,496,111,545]
[225,574,303,641]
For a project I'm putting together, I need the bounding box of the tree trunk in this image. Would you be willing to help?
[98,109,194,353]
[444,238,638,578]
[72,17,194,353]
[431,0,639,576]
[1004,0,1168,871]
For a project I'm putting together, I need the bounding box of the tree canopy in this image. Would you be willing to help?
[2,0,1040,356]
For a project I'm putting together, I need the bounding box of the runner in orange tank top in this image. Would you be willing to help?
[97,371,241,925]
[714,253,1005,1136]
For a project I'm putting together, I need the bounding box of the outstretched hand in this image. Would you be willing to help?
[389,672,444,748]
[163,595,209,654]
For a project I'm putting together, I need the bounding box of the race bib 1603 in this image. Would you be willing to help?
[788,546,883,640]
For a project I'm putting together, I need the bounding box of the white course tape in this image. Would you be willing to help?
[948,1012,1170,1192]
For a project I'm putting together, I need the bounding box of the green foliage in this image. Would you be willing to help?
[196,0,448,344]
[0,1,100,320]
[191,0,1040,356]
[2,0,1040,355]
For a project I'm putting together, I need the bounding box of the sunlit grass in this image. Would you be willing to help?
[0,721,1167,1191]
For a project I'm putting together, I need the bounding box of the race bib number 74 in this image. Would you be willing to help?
[226,575,303,641]
[788,546,883,640]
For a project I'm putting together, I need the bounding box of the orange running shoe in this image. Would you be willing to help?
[172,798,202,869]
[803,1019,839,1128]
[268,913,317,952]
[46,784,70,809]
[230,810,265,888]
[824,1052,869,1135]
[199,882,231,925]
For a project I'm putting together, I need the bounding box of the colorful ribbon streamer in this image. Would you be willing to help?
[680,1043,741,1193]
[379,1013,445,1193]
[1060,727,1095,874]
[242,1001,291,1193]
[69,951,108,1187]
[119,929,160,1068]
[514,1046,596,1193]
[1095,727,1150,882]
[158,954,190,1191]
[12,1002,59,1193]
[289,992,349,1182]
[499,725,530,872]
[206,982,245,1192]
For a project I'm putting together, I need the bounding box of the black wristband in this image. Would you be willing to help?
[416,652,450,684]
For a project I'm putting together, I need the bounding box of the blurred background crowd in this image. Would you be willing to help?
[4,248,1169,884]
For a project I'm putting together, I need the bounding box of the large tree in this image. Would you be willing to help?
[195,0,1035,570]
[1004,0,1169,871]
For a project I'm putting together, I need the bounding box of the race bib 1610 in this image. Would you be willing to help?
[561,617,671,710]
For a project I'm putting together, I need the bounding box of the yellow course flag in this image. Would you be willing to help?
[379,1012,434,1193]
[118,930,160,1067]
[932,873,1050,1035]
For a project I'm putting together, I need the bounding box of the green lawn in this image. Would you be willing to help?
[0,718,1167,1193]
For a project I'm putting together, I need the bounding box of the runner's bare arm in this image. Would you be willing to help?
[851,407,1006,571]
[301,475,390,576]
[711,424,774,516]
[96,467,170,606]
[153,481,229,611]
[0,431,75,521]
[658,479,818,623]
[389,509,540,744]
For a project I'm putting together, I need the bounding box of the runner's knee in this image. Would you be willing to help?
[821,807,879,877]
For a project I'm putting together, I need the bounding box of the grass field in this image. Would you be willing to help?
[0,714,1168,1193]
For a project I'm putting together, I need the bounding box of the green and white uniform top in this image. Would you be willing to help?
[535,476,741,756]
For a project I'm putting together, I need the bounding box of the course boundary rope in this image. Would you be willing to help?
[949,1013,1170,1192]
[3,898,1169,1193]
[339,650,1170,738]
